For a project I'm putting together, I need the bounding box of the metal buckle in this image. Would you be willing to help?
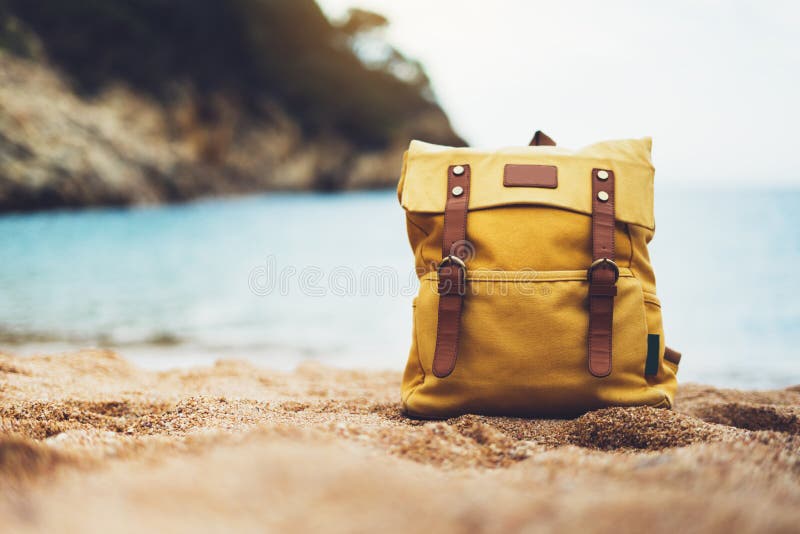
[437,255,467,295]
[587,258,619,282]
[438,255,466,274]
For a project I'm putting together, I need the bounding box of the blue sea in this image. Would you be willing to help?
[0,187,798,388]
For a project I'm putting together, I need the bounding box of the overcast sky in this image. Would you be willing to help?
[318,0,800,186]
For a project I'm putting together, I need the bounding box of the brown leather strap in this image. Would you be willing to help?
[529,130,556,146]
[588,168,617,377]
[432,164,471,378]
[664,346,682,365]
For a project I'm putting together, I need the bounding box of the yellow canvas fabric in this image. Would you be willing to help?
[398,137,678,418]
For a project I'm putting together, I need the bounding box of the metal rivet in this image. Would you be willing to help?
[597,170,609,180]
[597,191,609,202]
[451,186,464,197]
[452,165,465,176]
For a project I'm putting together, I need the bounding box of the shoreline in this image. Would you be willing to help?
[1,350,799,532]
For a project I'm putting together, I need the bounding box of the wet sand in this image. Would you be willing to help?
[1,350,798,533]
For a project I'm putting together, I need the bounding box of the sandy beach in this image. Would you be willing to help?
[0,350,798,533]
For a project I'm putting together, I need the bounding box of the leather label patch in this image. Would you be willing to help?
[645,334,660,376]
[503,164,558,188]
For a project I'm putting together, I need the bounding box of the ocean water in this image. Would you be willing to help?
[0,187,798,388]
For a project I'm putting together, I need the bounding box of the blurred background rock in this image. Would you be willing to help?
[0,0,463,212]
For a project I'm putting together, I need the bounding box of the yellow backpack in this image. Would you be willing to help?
[398,132,680,418]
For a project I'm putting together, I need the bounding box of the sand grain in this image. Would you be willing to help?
[1,350,798,533]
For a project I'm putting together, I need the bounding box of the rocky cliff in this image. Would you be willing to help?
[0,2,463,212]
